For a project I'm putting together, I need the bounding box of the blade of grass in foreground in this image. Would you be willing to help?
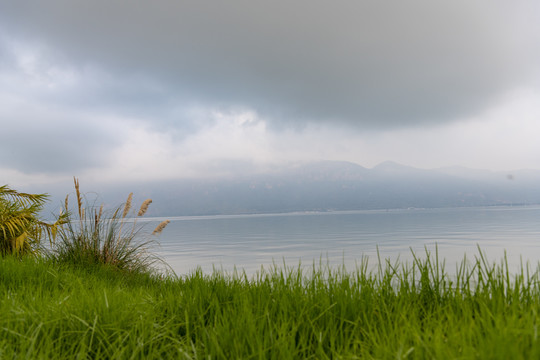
[2,248,540,359]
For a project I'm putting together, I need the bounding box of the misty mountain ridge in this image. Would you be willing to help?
[36,161,540,217]
[127,161,540,216]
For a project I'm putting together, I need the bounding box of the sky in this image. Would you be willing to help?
[1,1,540,190]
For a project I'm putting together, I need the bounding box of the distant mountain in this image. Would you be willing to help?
[287,160,369,181]
[136,161,540,216]
[39,161,540,217]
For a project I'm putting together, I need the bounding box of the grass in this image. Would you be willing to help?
[52,178,169,274]
[2,250,540,359]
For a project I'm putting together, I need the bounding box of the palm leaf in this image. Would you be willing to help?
[0,184,63,256]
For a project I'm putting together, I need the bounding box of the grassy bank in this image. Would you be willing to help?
[2,252,540,359]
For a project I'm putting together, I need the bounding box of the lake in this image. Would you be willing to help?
[143,206,540,276]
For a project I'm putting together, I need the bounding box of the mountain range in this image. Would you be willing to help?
[98,161,540,216]
[34,161,540,217]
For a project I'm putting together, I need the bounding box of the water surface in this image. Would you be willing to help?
[144,206,540,276]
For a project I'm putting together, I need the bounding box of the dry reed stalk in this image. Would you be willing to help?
[123,193,133,218]
[152,220,170,235]
[138,199,152,217]
[74,177,82,219]
[95,204,104,226]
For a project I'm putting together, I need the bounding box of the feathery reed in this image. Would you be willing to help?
[74,177,82,219]
[152,220,170,235]
[138,199,152,217]
[53,179,165,274]
[122,193,133,218]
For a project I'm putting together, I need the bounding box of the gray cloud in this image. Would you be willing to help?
[0,109,118,173]
[0,0,538,130]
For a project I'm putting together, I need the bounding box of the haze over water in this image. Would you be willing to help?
[145,206,540,276]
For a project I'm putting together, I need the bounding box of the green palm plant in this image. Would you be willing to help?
[0,185,65,256]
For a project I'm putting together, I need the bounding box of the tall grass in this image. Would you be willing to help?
[2,249,540,359]
[52,178,169,274]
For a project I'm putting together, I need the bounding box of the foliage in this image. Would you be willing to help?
[0,185,65,256]
[52,178,167,274]
[2,250,540,359]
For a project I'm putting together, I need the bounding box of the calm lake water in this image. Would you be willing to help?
[142,206,540,276]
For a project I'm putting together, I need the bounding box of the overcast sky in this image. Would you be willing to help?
[1,1,540,189]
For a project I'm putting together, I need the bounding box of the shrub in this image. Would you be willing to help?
[53,178,169,274]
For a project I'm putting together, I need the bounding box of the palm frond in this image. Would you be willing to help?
[0,184,62,256]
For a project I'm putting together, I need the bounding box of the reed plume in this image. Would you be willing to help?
[152,220,170,235]
[138,199,152,217]
[94,204,104,226]
[123,193,133,218]
[74,177,82,218]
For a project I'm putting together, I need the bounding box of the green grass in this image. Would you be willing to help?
[2,251,540,359]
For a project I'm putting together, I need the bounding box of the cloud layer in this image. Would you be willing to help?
[1,1,538,128]
[0,1,539,185]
